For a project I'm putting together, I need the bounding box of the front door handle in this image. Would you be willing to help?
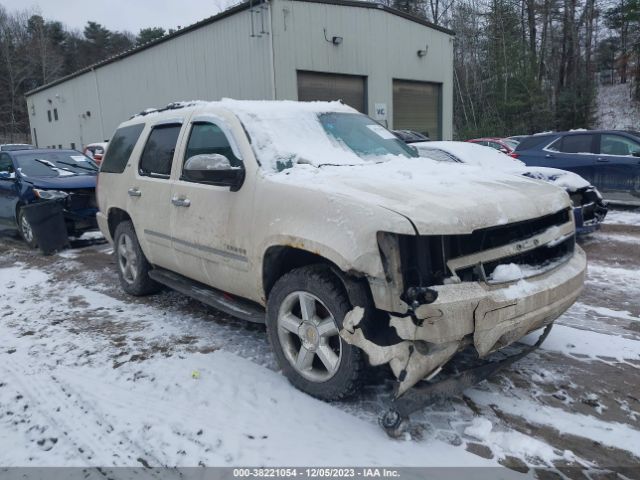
[171,196,191,207]
[596,158,610,163]
[545,154,554,158]
[127,187,141,197]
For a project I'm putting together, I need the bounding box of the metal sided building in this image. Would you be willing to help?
[24,0,454,149]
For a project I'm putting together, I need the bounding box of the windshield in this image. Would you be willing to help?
[225,100,418,173]
[319,113,417,160]
[15,151,98,177]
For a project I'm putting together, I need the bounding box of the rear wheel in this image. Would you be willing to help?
[266,265,365,400]
[17,208,37,249]
[113,221,160,296]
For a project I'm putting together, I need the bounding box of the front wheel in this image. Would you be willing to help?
[266,265,365,401]
[17,208,37,249]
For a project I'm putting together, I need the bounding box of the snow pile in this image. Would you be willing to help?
[594,83,640,130]
[521,167,590,191]
[605,208,640,226]
[521,324,640,362]
[463,418,571,465]
[468,391,640,458]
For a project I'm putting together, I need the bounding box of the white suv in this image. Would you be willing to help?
[97,100,586,406]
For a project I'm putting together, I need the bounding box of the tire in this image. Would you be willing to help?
[17,208,38,249]
[266,265,365,401]
[113,220,160,296]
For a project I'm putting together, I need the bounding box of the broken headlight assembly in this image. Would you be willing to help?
[33,188,69,200]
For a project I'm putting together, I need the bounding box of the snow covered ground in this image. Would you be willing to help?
[0,208,639,475]
[594,82,640,131]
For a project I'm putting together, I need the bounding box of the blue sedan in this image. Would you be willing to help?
[512,130,640,205]
[0,149,99,247]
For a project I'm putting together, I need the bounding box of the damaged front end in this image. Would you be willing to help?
[569,186,608,235]
[339,208,587,435]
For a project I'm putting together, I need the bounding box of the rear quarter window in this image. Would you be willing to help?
[515,135,557,151]
[100,124,145,173]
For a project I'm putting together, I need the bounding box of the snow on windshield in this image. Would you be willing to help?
[221,99,416,173]
[415,141,525,170]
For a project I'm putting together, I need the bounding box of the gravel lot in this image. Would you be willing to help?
[0,208,639,476]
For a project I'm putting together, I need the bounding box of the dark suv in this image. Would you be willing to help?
[512,130,640,205]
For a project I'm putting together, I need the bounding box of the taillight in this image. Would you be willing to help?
[509,152,520,159]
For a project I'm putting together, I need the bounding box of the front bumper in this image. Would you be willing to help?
[341,246,587,395]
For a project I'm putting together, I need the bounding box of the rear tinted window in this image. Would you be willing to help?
[139,124,181,178]
[515,135,557,151]
[101,124,144,173]
[559,134,594,154]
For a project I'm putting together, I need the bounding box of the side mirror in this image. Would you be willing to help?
[632,151,640,158]
[183,154,244,191]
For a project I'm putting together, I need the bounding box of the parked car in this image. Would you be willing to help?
[0,149,99,247]
[512,130,640,205]
[96,100,585,419]
[412,141,608,234]
[392,129,430,143]
[467,137,520,154]
[83,142,109,165]
[0,143,35,152]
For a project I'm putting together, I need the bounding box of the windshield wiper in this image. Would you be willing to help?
[55,160,97,172]
[33,158,75,174]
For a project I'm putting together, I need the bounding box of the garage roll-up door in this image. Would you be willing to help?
[393,80,441,139]
[297,71,366,113]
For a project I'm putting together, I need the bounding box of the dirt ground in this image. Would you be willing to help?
[0,208,639,476]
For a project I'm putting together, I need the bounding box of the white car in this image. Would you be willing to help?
[413,141,608,234]
[96,100,586,431]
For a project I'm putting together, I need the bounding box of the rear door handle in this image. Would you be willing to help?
[171,196,191,207]
[596,158,610,163]
[127,187,141,197]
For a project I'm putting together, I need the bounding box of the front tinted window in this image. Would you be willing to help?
[139,124,181,178]
[601,134,640,156]
[101,124,144,173]
[184,122,241,168]
[15,151,98,177]
[559,134,594,154]
[0,154,14,174]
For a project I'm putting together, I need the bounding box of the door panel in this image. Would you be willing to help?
[297,71,366,113]
[596,133,640,200]
[126,123,183,272]
[541,134,597,184]
[169,119,253,295]
[393,80,441,140]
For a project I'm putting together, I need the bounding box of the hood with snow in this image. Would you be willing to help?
[267,158,570,235]
[415,141,591,192]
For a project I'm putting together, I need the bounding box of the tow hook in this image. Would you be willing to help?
[379,324,553,438]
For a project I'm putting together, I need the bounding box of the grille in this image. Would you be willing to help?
[65,189,97,210]
[394,208,573,287]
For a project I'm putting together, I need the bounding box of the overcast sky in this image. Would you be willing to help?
[3,0,236,33]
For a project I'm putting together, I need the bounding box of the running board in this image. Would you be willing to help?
[149,268,265,324]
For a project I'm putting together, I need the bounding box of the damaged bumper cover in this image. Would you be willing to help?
[340,246,587,396]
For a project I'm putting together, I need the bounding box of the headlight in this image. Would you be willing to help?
[33,188,68,200]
